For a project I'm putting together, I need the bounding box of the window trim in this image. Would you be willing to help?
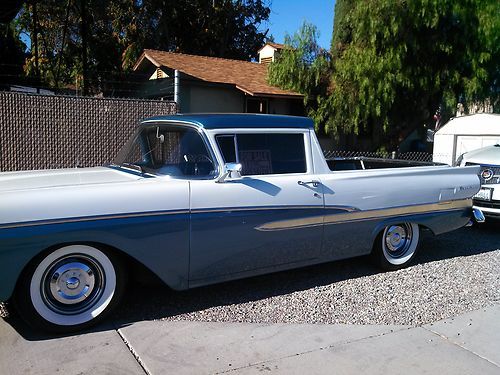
[212,130,311,177]
[139,122,221,180]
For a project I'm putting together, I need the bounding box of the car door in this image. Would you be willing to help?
[189,131,324,285]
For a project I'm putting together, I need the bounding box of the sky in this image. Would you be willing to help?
[266,0,336,50]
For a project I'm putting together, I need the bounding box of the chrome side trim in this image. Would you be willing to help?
[0,199,471,231]
[0,209,190,230]
[323,199,471,225]
[255,199,472,232]
[191,205,327,214]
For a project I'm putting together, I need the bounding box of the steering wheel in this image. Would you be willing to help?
[182,154,215,175]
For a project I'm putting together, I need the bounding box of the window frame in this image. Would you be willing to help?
[135,121,222,180]
[210,129,312,177]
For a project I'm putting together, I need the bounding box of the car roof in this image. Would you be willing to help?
[140,113,314,130]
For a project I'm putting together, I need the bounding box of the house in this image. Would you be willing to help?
[132,43,304,115]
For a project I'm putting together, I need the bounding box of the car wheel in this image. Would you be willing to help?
[373,223,420,270]
[14,244,124,333]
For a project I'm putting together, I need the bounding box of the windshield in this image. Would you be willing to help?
[113,124,218,178]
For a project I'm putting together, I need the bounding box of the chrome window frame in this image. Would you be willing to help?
[137,120,221,181]
[208,128,312,177]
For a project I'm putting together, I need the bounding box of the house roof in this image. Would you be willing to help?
[133,49,302,98]
[140,113,314,129]
[257,42,286,53]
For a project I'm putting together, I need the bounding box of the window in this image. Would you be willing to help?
[216,135,237,163]
[115,125,216,178]
[216,133,306,175]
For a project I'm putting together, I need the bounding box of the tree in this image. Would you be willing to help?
[15,0,272,95]
[0,0,26,87]
[330,0,353,58]
[327,0,500,149]
[0,20,26,87]
[267,22,331,132]
[119,0,271,69]
[268,0,499,150]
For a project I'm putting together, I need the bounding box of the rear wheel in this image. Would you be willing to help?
[373,223,420,270]
[14,244,124,333]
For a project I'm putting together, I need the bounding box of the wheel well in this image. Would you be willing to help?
[371,222,430,254]
[16,241,165,293]
[82,242,166,287]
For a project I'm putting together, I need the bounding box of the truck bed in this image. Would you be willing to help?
[327,157,443,171]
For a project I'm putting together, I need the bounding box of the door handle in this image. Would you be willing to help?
[298,180,320,188]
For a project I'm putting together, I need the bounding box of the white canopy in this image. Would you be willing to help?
[436,113,500,135]
[433,113,500,165]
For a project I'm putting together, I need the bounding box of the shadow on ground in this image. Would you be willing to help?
[3,222,499,340]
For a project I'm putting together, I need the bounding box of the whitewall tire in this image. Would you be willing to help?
[14,244,124,332]
[373,223,420,270]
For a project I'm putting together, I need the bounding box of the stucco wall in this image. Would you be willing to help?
[181,84,245,113]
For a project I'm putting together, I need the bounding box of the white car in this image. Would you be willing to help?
[0,114,482,332]
[458,144,500,218]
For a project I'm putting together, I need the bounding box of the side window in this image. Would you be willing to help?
[140,126,216,177]
[216,135,237,163]
[216,133,307,175]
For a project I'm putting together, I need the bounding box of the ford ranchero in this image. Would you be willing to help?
[0,114,483,332]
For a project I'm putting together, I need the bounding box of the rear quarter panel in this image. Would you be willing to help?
[319,165,480,260]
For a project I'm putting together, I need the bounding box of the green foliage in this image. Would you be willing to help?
[326,0,500,147]
[331,0,353,58]
[15,0,271,95]
[267,22,331,132]
[269,0,499,149]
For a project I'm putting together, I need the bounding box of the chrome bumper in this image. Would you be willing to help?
[466,208,486,226]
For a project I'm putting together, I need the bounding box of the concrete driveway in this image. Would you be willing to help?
[1,304,499,374]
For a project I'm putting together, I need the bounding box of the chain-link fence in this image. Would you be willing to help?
[323,150,433,163]
[0,93,436,172]
[0,91,177,171]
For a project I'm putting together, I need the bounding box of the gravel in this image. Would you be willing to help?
[2,223,499,326]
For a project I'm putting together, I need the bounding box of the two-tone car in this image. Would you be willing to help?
[0,114,482,332]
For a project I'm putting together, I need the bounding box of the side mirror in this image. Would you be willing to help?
[217,163,242,183]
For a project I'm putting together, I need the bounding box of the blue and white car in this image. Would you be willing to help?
[458,144,500,218]
[0,114,482,332]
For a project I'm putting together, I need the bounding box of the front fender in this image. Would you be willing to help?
[0,213,190,302]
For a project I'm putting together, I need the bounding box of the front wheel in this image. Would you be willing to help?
[14,244,124,333]
[373,223,420,270]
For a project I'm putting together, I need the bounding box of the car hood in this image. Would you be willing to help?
[0,166,141,193]
[463,145,500,165]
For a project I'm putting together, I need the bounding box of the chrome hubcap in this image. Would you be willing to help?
[42,255,105,314]
[384,224,413,258]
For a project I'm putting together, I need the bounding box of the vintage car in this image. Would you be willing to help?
[0,114,483,332]
[458,144,500,218]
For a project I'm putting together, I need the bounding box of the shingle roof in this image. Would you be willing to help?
[134,49,302,98]
[257,42,286,52]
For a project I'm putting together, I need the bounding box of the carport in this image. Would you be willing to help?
[433,113,500,166]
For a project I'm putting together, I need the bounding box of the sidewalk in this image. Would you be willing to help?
[1,305,499,374]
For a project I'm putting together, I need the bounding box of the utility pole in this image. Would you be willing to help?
[32,0,40,93]
[80,0,89,95]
